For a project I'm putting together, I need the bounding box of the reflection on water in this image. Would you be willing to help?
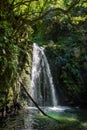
[0,106,87,130]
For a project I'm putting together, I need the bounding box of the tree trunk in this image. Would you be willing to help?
[20,81,57,120]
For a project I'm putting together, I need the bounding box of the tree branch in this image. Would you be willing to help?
[19,0,81,25]
[13,0,38,9]
[20,81,58,120]
[65,0,81,13]
[10,0,81,38]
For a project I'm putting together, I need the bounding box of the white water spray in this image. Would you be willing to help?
[30,43,57,106]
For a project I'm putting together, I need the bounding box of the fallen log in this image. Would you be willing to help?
[20,81,58,120]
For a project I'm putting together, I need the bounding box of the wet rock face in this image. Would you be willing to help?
[0,43,32,113]
[17,44,32,106]
[45,46,87,108]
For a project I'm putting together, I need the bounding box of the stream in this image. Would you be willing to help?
[0,106,87,130]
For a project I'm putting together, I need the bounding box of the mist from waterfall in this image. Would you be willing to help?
[30,43,57,106]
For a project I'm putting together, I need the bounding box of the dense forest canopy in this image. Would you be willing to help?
[0,0,87,110]
[0,0,87,34]
[0,0,87,40]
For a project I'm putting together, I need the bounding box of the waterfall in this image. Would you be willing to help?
[30,43,57,106]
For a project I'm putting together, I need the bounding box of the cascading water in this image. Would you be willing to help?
[30,43,57,106]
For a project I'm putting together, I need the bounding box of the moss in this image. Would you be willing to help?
[35,114,87,130]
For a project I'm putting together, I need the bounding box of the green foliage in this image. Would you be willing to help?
[30,0,87,106]
[35,110,87,130]
[45,36,87,105]
[0,0,87,108]
[0,23,19,107]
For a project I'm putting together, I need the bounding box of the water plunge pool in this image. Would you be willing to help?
[0,106,87,130]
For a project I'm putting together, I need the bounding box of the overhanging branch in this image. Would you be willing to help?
[13,0,38,9]
[65,0,81,13]
[20,0,81,25]
[11,0,81,37]
[20,81,58,120]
